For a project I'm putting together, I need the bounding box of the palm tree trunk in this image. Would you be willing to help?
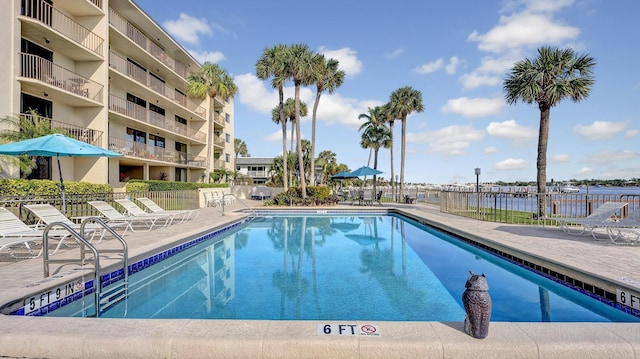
[294,85,307,198]
[389,121,395,202]
[400,118,406,201]
[536,105,551,217]
[207,96,215,183]
[279,88,288,191]
[310,91,321,186]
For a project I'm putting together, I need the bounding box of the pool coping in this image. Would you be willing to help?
[1,206,640,358]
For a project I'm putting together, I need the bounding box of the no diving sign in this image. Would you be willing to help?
[317,324,380,336]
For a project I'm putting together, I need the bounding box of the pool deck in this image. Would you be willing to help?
[1,201,640,358]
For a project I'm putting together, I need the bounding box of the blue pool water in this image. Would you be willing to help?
[48,214,638,322]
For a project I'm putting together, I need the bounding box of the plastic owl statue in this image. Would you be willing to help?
[462,271,492,339]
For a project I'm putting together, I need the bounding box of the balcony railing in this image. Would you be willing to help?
[22,0,104,56]
[109,95,206,143]
[213,112,225,127]
[19,113,103,146]
[20,53,103,102]
[109,9,188,79]
[108,136,205,167]
[109,51,206,117]
[88,0,102,10]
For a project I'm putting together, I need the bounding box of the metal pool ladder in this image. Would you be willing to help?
[42,217,129,317]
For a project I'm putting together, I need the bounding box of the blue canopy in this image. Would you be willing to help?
[0,133,122,157]
[0,134,122,213]
[349,166,383,177]
[331,171,358,179]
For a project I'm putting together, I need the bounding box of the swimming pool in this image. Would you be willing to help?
[42,213,638,322]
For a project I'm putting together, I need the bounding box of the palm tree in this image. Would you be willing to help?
[287,44,314,198]
[273,98,308,154]
[0,110,62,178]
[256,44,290,190]
[504,46,595,216]
[389,86,424,201]
[317,150,336,185]
[187,62,238,180]
[358,106,385,168]
[359,107,392,200]
[380,104,396,201]
[309,54,345,186]
[234,138,249,159]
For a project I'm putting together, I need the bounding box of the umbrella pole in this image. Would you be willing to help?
[57,155,66,215]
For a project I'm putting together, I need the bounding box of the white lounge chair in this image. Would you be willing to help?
[88,201,159,233]
[603,207,640,244]
[549,201,628,239]
[24,203,118,243]
[204,192,221,207]
[135,197,198,222]
[114,199,175,227]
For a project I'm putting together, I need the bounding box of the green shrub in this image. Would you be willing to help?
[0,179,112,196]
[264,186,338,206]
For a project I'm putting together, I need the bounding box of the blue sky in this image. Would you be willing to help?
[136,0,639,185]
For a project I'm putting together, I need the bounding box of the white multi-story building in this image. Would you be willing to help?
[0,0,235,188]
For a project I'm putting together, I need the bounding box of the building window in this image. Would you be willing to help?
[225,133,230,143]
[126,127,146,144]
[225,153,230,163]
[175,168,186,182]
[127,93,146,107]
[175,115,187,125]
[149,103,165,116]
[149,134,165,148]
[175,141,187,163]
[225,113,230,123]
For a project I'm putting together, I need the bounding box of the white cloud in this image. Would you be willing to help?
[318,47,363,78]
[573,120,630,140]
[459,72,501,90]
[486,120,536,145]
[625,129,640,139]
[235,73,379,130]
[468,13,580,53]
[415,58,444,75]
[163,13,212,46]
[575,167,592,176]
[550,154,571,162]
[445,56,461,74]
[484,146,498,154]
[441,97,504,118]
[494,158,528,170]
[188,49,225,64]
[407,125,484,156]
[415,57,461,75]
[386,48,404,59]
[588,150,638,164]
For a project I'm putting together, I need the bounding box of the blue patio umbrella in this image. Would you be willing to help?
[0,133,123,214]
[349,166,383,177]
[331,171,358,179]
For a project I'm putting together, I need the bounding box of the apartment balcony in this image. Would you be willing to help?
[19,0,104,61]
[246,171,269,178]
[108,136,206,168]
[109,50,206,118]
[213,135,226,149]
[213,159,227,169]
[109,8,188,81]
[20,113,103,146]
[20,53,103,106]
[109,95,207,144]
[213,112,226,128]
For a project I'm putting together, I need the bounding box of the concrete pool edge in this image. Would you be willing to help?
[0,316,639,358]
